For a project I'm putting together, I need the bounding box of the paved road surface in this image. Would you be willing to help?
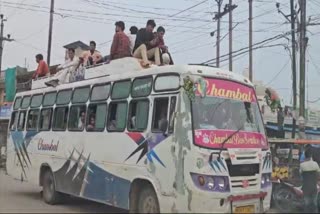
[0,170,125,213]
[0,170,278,213]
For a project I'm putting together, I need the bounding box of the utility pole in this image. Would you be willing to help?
[299,0,307,129]
[276,2,298,139]
[212,1,237,68]
[215,0,223,68]
[290,0,297,139]
[0,14,13,76]
[47,0,54,66]
[297,0,307,139]
[228,0,233,71]
[248,0,253,81]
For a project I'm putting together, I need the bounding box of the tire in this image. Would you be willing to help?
[137,185,160,213]
[42,169,62,205]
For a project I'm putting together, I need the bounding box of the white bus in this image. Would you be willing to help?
[6,58,272,213]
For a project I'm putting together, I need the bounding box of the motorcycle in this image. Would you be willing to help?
[272,178,320,212]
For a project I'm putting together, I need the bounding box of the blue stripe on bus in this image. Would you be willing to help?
[83,162,131,209]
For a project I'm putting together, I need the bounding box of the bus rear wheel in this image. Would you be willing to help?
[42,169,62,205]
[137,185,160,213]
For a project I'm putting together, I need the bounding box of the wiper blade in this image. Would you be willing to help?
[209,126,243,163]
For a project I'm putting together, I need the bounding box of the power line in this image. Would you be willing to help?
[202,31,291,64]
[266,58,290,85]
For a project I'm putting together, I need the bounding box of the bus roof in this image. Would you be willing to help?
[17,57,253,97]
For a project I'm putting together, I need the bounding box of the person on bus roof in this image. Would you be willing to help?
[109,21,131,62]
[32,54,49,80]
[133,20,161,67]
[128,26,138,55]
[81,41,103,66]
[45,48,81,87]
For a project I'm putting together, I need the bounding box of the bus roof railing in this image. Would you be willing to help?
[268,138,320,145]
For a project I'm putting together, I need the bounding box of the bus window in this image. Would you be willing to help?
[128,100,149,131]
[154,74,180,92]
[87,103,107,131]
[90,84,110,101]
[111,80,131,100]
[21,96,31,109]
[168,96,177,133]
[10,111,19,131]
[72,86,90,103]
[39,108,52,131]
[27,109,40,130]
[43,92,57,107]
[68,105,87,131]
[13,97,22,110]
[30,94,43,108]
[53,107,69,131]
[56,90,72,105]
[107,102,128,131]
[17,111,27,131]
[152,98,169,132]
[131,77,152,98]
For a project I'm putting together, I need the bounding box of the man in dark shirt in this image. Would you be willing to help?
[300,148,320,213]
[109,21,131,61]
[133,19,160,67]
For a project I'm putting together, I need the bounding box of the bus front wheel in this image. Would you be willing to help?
[42,169,62,205]
[137,185,160,213]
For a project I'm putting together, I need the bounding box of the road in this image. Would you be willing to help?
[0,170,125,213]
[0,170,278,213]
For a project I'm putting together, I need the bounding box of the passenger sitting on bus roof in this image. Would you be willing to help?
[45,48,80,87]
[128,26,138,55]
[32,54,49,80]
[133,20,161,67]
[87,115,95,130]
[108,21,131,62]
[81,41,102,66]
[150,26,174,65]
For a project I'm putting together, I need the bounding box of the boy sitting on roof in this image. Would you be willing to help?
[81,41,103,66]
[108,21,131,62]
[133,20,160,67]
[45,48,81,87]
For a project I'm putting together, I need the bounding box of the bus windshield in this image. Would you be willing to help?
[192,78,268,150]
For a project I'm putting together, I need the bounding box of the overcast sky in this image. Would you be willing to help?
[1,0,320,107]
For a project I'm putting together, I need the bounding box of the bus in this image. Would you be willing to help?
[6,58,272,213]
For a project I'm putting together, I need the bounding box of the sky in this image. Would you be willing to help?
[1,0,320,107]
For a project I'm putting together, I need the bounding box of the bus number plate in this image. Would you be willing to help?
[234,205,254,214]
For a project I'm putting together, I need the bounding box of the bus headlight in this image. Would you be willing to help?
[207,177,215,190]
[216,176,225,189]
[190,173,230,192]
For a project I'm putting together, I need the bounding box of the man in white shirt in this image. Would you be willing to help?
[45,48,80,87]
[128,26,138,55]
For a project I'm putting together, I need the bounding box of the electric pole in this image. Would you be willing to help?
[215,0,223,68]
[299,0,307,126]
[248,0,253,81]
[229,0,233,71]
[212,1,236,68]
[276,2,298,139]
[0,14,13,76]
[47,0,54,67]
[290,0,297,139]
